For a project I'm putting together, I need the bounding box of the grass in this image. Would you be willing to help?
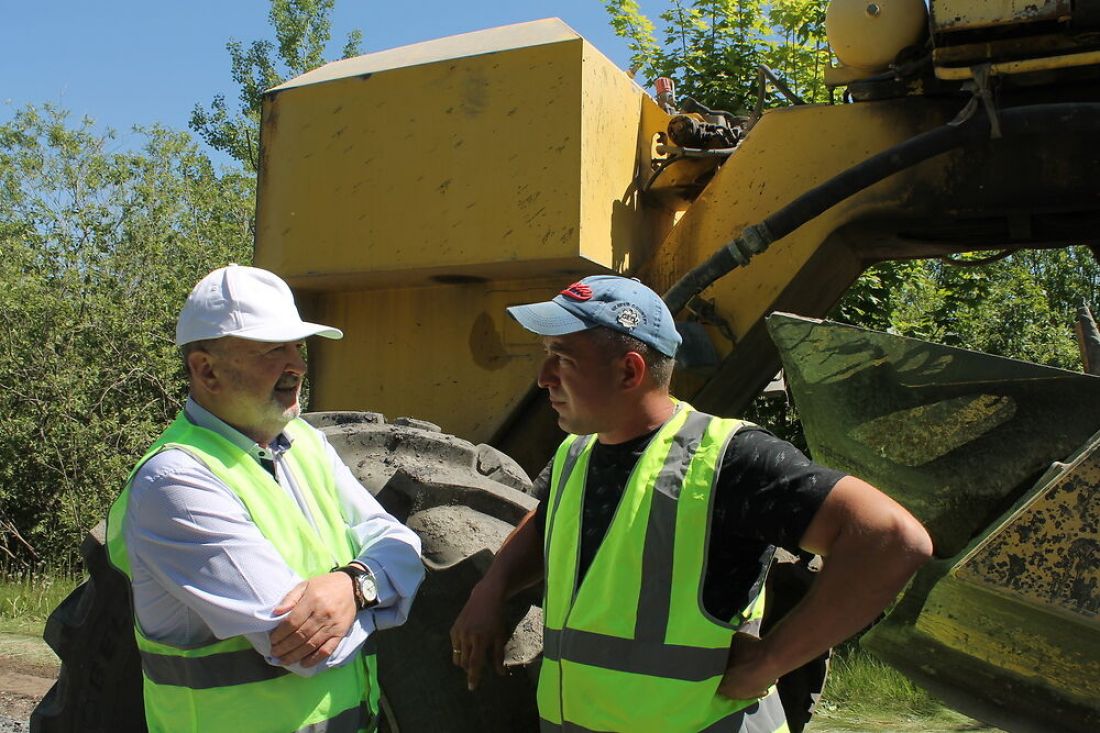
[811,643,999,732]
[0,571,81,636]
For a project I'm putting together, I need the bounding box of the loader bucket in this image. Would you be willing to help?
[766,313,1100,733]
[766,313,1100,557]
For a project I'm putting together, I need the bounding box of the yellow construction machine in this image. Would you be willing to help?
[33,1,1100,731]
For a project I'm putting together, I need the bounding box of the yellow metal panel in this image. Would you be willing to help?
[934,48,1100,80]
[302,278,574,444]
[931,0,1071,33]
[877,432,1100,717]
[914,578,1100,706]
[270,19,582,91]
[256,18,651,289]
[577,44,653,272]
[638,99,953,369]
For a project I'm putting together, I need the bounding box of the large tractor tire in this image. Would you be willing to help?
[30,523,145,732]
[305,411,542,732]
[32,411,541,732]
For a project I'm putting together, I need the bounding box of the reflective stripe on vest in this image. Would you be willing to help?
[539,691,787,733]
[106,413,378,733]
[539,405,784,733]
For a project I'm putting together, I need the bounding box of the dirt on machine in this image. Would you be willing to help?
[32,1,1100,731]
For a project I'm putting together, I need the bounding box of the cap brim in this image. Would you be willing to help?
[227,321,344,342]
[506,301,591,336]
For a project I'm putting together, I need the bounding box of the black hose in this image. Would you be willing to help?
[662,103,1100,315]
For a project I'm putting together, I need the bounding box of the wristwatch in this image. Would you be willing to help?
[334,563,379,611]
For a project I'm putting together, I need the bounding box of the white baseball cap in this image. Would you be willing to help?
[175,264,343,346]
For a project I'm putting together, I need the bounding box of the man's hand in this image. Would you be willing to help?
[450,580,508,691]
[270,572,358,667]
[717,633,779,701]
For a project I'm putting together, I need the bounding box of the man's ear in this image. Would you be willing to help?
[187,349,220,393]
[620,351,647,390]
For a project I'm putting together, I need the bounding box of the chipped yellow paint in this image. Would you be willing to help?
[954,430,1100,617]
[889,431,1100,714]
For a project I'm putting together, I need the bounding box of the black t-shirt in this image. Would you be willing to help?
[532,425,844,622]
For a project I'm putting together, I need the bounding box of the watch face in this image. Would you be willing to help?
[357,573,378,604]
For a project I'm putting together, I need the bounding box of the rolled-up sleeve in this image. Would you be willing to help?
[325,436,425,631]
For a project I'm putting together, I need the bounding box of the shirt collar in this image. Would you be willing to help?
[184,396,293,462]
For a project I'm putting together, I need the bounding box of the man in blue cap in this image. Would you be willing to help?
[451,275,931,733]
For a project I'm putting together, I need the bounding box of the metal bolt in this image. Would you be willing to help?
[866,2,881,16]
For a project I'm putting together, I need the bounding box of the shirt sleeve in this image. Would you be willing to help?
[714,427,845,552]
[530,459,553,537]
[323,431,425,631]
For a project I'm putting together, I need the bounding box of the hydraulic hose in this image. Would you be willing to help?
[662,102,1100,316]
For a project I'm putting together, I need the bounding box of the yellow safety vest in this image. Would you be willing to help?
[107,413,378,733]
[538,404,788,733]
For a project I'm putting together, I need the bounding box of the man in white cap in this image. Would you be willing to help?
[106,264,424,732]
[451,275,932,733]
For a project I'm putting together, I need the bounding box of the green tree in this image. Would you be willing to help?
[0,105,253,567]
[604,0,832,114]
[190,0,363,171]
[842,250,1100,370]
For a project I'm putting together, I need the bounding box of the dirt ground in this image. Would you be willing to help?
[0,633,59,725]
[0,668,54,721]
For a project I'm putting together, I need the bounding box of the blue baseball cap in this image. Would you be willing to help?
[507,275,681,357]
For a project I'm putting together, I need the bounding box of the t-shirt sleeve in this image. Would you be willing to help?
[530,458,554,537]
[714,427,845,552]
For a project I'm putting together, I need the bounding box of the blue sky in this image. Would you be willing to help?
[1,1,652,154]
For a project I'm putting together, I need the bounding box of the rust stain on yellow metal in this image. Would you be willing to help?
[256,18,657,290]
[931,0,1072,33]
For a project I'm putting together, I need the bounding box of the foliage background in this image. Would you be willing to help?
[0,107,253,566]
[0,1,359,569]
[1,0,1098,568]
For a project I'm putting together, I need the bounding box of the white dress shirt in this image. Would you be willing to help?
[124,398,424,676]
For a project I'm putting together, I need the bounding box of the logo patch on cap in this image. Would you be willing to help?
[560,282,592,301]
[616,306,643,330]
